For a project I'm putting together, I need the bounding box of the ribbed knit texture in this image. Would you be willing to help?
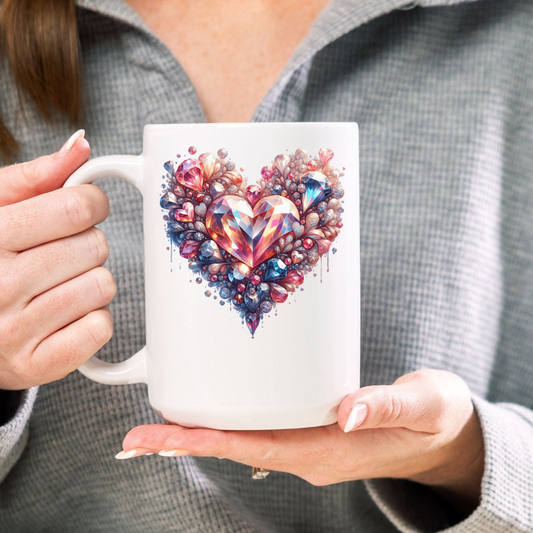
[1,0,532,531]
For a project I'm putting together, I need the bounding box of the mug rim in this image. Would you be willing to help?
[144,121,359,133]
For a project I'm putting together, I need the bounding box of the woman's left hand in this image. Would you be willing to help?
[120,368,485,516]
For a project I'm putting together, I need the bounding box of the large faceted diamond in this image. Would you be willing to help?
[205,195,300,267]
[298,171,332,212]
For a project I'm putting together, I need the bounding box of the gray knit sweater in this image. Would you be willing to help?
[1,0,532,531]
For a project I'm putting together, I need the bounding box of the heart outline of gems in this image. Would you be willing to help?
[160,146,345,336]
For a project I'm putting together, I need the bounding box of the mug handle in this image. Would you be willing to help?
[63,155,147,385]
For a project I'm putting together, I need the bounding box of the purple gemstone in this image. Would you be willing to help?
[246,313,260,335]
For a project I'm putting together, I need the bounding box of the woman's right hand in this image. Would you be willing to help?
[0,131,116,390]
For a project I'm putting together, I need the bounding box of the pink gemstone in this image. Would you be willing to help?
[246,184,262,206]
[295,199,301,205]
[176,158,204,191]
[188,146,197,155]
[283,269,304,285]
[287,172,295,180]
[284,257,292,265]
[205,195,300,268]
[307,160,318,171]
[210,275,218,281]
[261,166,273,180]
[174,201,194,223]
[246,313,260,335]
[303,238,314,250]
[274,154,290,176]
[337,222,343,228]
[237,283,246,292]
[318,148,334,168]
[186,191,192,197]
[179,240,200,258]
[251,274,261,285]
[317,239,331,254]
[269,283,288,303]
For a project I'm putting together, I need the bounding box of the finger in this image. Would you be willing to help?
[0,130,90,207]
[338,369,467,433]
[122,424,277,463]
[122,425,236,458]
[15,227,109,300]
[0,184,110,252]
[22,266,116,339]
[26,307,113,387]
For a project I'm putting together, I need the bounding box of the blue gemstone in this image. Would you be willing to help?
[258,283,270,299]
[164,161,174,175]
[219,287,231,299]
[264,258,288,282]
[160,191,179,210]
[198,240,219,263]
[244,290,260,312]
[271,185,283,195]
[299,171,332,212]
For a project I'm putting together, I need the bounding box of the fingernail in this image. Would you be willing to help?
[344,403,368,433]
[158,449,190,457]
[58,129,85,157]
[115,448,149,460]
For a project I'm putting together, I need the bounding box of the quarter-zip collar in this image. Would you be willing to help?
[76,0,482,60]
[75,0,482,123]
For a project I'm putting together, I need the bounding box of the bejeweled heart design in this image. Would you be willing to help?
[205,195,300,268]
[160,146,345,336]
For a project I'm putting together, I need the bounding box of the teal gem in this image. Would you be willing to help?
[264,258,288,282]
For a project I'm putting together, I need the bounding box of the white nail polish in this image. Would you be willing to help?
[58,129,85,157]
[344,403,368,433]
[145,452,154,456]
[115,449,139,460]
[158,449,190,457]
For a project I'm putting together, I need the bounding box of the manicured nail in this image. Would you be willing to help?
[115,448,150,460]
[158,449,190,457]
[344,403,368,433]
[58,129,85,157]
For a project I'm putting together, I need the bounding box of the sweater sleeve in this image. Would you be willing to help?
[363,391,533,533]
[0,387,38,484]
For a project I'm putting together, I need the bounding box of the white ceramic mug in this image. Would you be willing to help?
[64,122,360,430]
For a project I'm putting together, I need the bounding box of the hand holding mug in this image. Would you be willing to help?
[122,368,485,520]
[0,131,115,391]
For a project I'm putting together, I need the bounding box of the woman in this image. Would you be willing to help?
[0,0,532,531]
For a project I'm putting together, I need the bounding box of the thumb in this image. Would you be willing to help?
[338,369,459,434]
[0,129,90,207]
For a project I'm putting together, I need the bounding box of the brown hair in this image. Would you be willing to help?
[0,0,83,162]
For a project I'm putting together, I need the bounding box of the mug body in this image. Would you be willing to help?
[142,122,359,429]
